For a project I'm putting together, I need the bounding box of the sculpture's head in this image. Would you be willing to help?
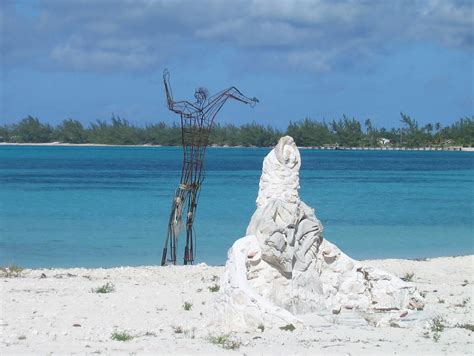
[274,136,301,170]
[194,87,208,106]
[256,135,301,209]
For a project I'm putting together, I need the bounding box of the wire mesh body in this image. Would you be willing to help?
[160,69,258,265]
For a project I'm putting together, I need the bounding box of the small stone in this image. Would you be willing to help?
[73,323,81,327]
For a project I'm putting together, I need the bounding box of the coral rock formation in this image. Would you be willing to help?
[217,136,424,329]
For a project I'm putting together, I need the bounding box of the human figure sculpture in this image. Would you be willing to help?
[161,69,258,265]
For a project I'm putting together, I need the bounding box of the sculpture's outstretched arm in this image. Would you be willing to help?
[202,87,258,121]
[163,69,200,116]
[206,86,259,111]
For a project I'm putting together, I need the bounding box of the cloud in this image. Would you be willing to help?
[413,0,473,48]
[1,0,472,73]
[50,43,155,71]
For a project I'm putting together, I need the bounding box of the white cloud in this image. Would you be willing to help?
[50,43,155,71]
[2,0,472,73]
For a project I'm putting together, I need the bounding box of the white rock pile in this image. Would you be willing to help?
[217,136,424,329]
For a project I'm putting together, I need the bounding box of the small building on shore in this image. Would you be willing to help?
[378,138,392,146]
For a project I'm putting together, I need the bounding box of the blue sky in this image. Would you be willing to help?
[1,0,472,129]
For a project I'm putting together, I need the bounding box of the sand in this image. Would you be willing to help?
[1,256,473,355]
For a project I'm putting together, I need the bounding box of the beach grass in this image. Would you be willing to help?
[208,284,220,292]
[279,324,296,331]
[0,263,23,278]
[111,331,133,342]
[208,334,241,350]
[456,323,474,332]
[92,282,115,294]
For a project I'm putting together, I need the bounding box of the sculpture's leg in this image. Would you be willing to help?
[161,187,186,266]
[183,187,198,265]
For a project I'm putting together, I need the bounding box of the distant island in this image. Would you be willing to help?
[1,113,472,149]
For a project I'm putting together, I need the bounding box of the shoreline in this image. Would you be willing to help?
[4,253,473,270]
[1,255,472,355]
[1,141,473,152]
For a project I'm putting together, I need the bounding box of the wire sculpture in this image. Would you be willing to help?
[161,69,258,265]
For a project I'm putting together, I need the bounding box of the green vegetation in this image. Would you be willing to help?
[431,316,445,333]
[183,301,193,311]
[430,316,445,342]
[401,272,414,282]
[208,334,241,350]
[208,284,220,292]
[455,297,470,307]
[92,282,115,294]
[456,323,474,332]
[173,325,183,333]
[111,331,134,341]
[143,331,157,337]
[0,263,24,278]
[279,324,296,331]
[1,113,472,147]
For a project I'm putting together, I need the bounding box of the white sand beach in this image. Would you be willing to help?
[1,256,473,355]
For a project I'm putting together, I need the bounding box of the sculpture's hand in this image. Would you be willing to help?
[250,97,259,108]
[163,68,170,81]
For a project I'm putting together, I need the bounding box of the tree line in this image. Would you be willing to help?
[0,114,472,147]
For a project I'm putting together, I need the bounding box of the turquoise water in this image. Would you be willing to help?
[0,146,472,268]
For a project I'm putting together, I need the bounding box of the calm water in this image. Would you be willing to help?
[0,146,472,268]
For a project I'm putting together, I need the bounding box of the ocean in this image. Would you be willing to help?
[0,145,472,268]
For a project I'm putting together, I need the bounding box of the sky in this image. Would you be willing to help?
[1,0,473,129]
